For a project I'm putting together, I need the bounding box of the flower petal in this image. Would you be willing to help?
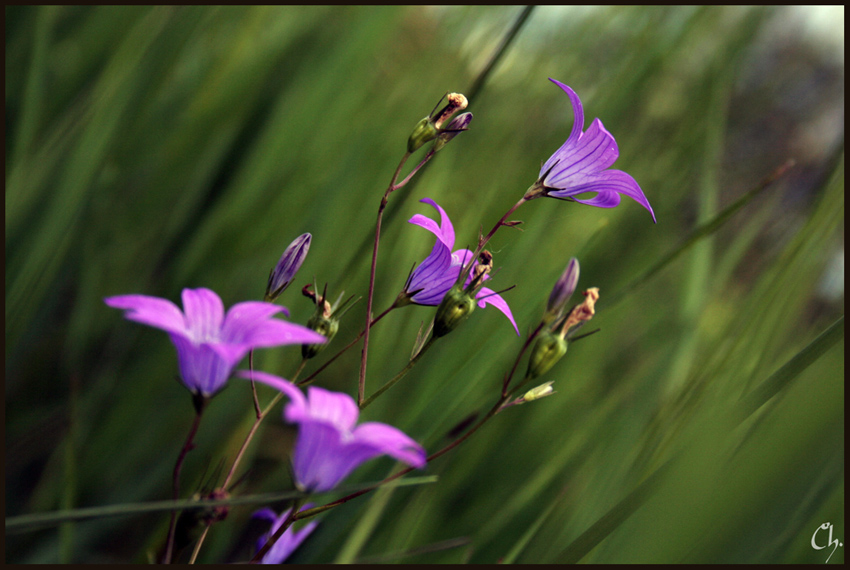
[543,118,619,188]
[540,79,586,176]
[408,198,455,249]
[549,169,656,222]
[475,287,520,336]
[304,386,360,432]
[235,370,308,416]
[406,241,454,305]
[351,422,427,468]
[104,294,187,336]
[170,335,234,396]
[180,288,225,342]
[254,505,318,564]
[221,301,325,349]
[291,420,363,492]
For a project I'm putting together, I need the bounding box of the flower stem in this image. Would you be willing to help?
[359,335,438,410]
[162,400,207,564]
[297,304,395,388]
[502,320,546,397]
[359,152,414,406]
[221,359,307,491]
[248,349,261,418]
[458,197,527,287]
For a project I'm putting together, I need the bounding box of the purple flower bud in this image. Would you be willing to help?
[546,257,579,319]
[265,233,311,302]
[433,112,473,152]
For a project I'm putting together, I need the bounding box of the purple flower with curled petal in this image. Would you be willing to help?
[236,370,426,493]
[526,79,655,222]
[252,505,318,564]
[104,288,326,397]
[397,198,519,335]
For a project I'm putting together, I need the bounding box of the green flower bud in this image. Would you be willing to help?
[526,331,568,380]
[433,284,476,338]
[522,381,555,402]
[302,313,339,359]
[407,117,439,153]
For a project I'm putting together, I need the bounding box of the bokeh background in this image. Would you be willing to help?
[5,6,844,563]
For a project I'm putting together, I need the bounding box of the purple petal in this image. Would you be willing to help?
[543,118,619,188]
[254,505,318,564]
[540,79,585,176]
[352,422,427,468]
[291,420,369,492]
[304,386,359,432]
[104,294,187,336]
[221,301,325,348]
[235,370,308,415]
[170,335,234,396]
[550,169,656,222]
[406,241,454,304]
[180,288,225,342]
[408,198,455,249]
[476,287,519,336]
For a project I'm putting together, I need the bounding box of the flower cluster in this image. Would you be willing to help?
[101,76,653,563]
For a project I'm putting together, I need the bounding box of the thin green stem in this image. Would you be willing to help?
[248,350,260,418]
[502,321,546,397]
[359,335,438,410]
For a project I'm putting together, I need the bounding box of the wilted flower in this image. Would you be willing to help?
[236,371,427,492]
[104,288,326,397]
[397,198,519,335]
[252,505,318,564]
[525,79,655,222]
[265,233,311,302]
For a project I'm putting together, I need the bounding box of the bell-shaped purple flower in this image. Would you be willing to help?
[252,505,318,564]
[104,288,327,397]
[399,198,519,335]
[529,79,655,222]
[236,370,427,493]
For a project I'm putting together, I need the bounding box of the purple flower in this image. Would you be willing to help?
[235,370,426,493]
[104,288,327,397]
[252,505,318,564]
[266,233,311,302]
[529,79,655,222]
[400,198,519,335]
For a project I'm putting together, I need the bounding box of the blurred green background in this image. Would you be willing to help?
[5,6,844,563]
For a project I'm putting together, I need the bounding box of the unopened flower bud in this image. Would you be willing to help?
[265,234,311,302]
[408,117,440,153]
[526,331,568,380]
[545,258,579,322]
[433,112,472,152]
[433,284,476,338]
[302,313,339,359]
[407,92,469,153]
[300,284,358,359]
[522,381,555,402]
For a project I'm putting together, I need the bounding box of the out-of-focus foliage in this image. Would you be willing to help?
[5,6,843,563]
